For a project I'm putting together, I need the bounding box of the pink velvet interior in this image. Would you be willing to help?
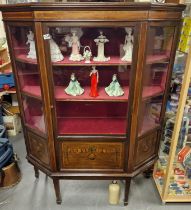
[57,117,127,135]
[15,53,170,66]
[52,65,130,87]
[56,101,127,134]
[20,85,164,101]
[54,56,131,65]
[10,26,172,135]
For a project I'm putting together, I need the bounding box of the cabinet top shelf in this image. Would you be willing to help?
[0,2,185,12]
[0,2,185,22]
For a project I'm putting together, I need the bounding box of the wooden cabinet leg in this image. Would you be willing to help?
[34,166,39,178]
[53,178,62,204]
[124,178,131,206]
[143,165,154,178]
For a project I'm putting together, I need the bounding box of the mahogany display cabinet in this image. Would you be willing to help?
[0,2,185,205]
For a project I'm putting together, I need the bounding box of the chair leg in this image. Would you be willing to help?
[53,178,62,204]
[124,178,131,206]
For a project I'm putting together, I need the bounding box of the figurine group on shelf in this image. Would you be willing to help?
[26,28,133,63]
[65,66,124,98]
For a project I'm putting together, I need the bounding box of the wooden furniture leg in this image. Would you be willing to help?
[34,166,39,178]
[53,178,62,204]
[124,178,131,206]
[143,165,154,178]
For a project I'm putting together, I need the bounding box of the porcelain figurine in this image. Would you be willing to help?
[65,30,84,61]
[93,31,110,62]
[49,36,64,62]
[83,46,92,63]
[65,73,84,96]
[26,31,36,59]
[90,66,99,97]
[105,74,124,97]
[121,27,133,62]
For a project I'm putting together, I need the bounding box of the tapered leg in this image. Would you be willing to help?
[34,166,39,178]
[53,178,62,204]
[124,178,131,206]
[143,165,154,178]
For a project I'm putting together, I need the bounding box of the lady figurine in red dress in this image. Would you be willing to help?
[90,66,99,97]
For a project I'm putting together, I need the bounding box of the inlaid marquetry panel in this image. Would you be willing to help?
[60,142,124,170]
[28,131,49,166]
[135,131,158,167]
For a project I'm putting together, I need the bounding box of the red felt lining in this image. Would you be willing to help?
[20,85,164,101]
[57,117,127,135]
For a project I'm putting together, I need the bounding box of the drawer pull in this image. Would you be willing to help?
[88,154,95,160]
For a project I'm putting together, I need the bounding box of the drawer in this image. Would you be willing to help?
[60,141,125,170]
[135,131,158,168]
[28,131,49,166]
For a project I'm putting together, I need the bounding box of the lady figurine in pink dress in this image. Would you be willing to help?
[90,66,99,97]
[65,30,84,61]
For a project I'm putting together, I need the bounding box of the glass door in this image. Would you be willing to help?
[8,24,46,135]
[45,24,138,136]
[138,24,176,137]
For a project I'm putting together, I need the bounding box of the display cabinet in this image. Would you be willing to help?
[153,40,191,202]
[0,2,185,205]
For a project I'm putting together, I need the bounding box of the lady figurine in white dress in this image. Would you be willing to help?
[105,74,124,97]
[65,73,84,96]
[121,27,133,62]
[93,31,110,62]
[49,36,64,62]
[26,31,36,59]
[65,30,84,61]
